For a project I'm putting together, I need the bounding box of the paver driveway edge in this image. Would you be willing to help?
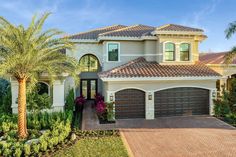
[120,129,134,157]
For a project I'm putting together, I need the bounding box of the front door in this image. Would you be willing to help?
[81,79,97,100]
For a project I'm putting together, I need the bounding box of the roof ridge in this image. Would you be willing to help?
[156,24,171,30]
[98,24,155,36]
[99,57,146,75]
[156,23,203,32]
[98,25,140,36]
[68,24,127,37]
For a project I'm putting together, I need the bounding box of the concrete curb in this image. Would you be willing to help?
[119,129,134,157]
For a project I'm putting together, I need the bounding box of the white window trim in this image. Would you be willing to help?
[163,41,176,62]
[162,41,192,62]
[179,42,192,62]
[106,42,120,62]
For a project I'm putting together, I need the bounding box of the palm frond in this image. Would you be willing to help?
[225,21,236,39]
[224,46,236,64]
[0,12,78,85]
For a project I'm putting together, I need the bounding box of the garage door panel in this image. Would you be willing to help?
[115,89,145,119]
[155,87,209,117]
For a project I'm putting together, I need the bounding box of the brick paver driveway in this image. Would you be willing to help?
[119,116,236,157]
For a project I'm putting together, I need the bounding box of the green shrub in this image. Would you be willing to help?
[214,89,231,117]
[31,143,40,154]
[23,144,31,156]
[0,111,73,156]
[39,139,48,152]
[225,113,236,126]
[14,148,22,157]
[65,88,75,111]
[106,102,115,121]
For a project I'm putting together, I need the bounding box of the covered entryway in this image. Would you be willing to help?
[155,87,209,117]
[115,89,145,119]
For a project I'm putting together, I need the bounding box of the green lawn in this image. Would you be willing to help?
[54,136,129,157]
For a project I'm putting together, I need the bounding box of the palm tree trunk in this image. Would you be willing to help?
[17,78,28,139]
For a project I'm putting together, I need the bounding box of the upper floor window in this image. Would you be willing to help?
[164,42,175,61]
[107,43,119,61]
[180,43,190,61]
[79,54,99,72]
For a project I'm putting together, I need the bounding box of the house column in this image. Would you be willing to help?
[220,77,227,91]
[106,91,115,120]
[145,91,154,119]
[52,80,65,112]
[209,88,217,115]
[11,80,19,113]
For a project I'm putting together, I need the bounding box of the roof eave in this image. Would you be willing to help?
[99,76,222,82]
[152,30,204,36]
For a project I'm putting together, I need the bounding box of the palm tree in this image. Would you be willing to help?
[0,13,78,139]
[224,21,236,64]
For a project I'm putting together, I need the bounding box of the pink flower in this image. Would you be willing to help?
[75,95,86,106]
[96,100,106,114]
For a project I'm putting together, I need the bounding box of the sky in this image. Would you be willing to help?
[0,0,235,52]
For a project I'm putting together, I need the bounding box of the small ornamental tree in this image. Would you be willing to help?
[0,13,78,139]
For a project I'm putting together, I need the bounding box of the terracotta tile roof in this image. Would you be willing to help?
[99,24,156,37]
[69,25,127,40]
[68,24,204,40]
[98,57,220,78]
[157,24,203,32]
[199,52,236,64]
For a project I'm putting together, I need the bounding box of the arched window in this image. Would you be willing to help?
[37,82,49,95]
[79,54,99,72]
[180,43,190,61]
[165,42,175,61]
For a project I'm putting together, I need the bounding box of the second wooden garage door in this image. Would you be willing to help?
[115,89,145,119]
[155,87,209,117]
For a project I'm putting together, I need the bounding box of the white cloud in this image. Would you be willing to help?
[180,0,221,32]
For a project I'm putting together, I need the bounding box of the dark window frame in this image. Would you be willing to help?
[107,43,119,62]
[79,54,99,72]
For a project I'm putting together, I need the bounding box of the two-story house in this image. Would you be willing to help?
[11,24,221,119]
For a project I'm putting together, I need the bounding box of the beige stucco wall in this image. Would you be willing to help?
[158,36,199,64]
[104,79,217,119]
[208,65,236,77]
[106,80,216,92]
[67,43,103,65]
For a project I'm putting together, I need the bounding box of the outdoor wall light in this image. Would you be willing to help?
[148,94,152,100]
[110,95,114,101]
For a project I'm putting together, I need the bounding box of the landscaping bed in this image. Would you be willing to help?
[214,83,236,127]
[0,111,74,157]
[94,93,116,124]
[54,130,128,157]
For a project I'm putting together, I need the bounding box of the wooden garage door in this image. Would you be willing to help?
[155,87,209,117]
[115,89,145,119]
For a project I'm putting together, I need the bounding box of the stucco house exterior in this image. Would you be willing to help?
[11,24,221,119]
[200,52,236,93]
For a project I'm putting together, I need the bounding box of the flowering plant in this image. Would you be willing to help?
[74,95,86,106]
[94,93,104,106]
[96,100,106,114]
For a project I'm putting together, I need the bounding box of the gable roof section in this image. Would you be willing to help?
[67,24,204,40]
[98,57,221,79]
[99,24,156,37]
[199,52,236,64]
[69,25,127,40]
[157,24,203,32]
